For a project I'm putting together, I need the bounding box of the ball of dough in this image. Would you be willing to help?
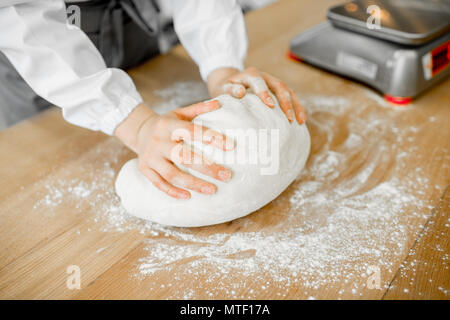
[115,93,310,227]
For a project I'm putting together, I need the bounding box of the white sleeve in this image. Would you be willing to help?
[171,0,248,81]
[0,0,143,135]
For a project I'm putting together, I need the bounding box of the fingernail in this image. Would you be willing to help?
[201,186,216,194]
[300,111,307,123]
[180,192,190,199]
[224,138,235,151]
[266,96,275,106]
[287,109,294,122]
[232,85,245,97]
[218,170,232,182]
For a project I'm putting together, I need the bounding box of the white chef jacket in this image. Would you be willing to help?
[0,0,248,135]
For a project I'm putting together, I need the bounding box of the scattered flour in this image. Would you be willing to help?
[32,81,444,299]
[150,81,209,114]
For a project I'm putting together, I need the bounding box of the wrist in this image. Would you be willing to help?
[207,67,241,97]
[114,103,156,152]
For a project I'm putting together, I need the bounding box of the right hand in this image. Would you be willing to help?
[114,102,234,199]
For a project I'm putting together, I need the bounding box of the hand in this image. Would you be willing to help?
[114,102,234,199]
[207,67,307,124]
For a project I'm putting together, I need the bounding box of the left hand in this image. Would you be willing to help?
[207,67,307,124]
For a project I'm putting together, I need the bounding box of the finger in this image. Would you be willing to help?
[222,82,246,98]
[168,143,232,183]
[174,100,221,121]
[171,121,234,151]
[291,91,307,124]
[243,76,275,108]
[185,160,232,183]
[156,159,217,195]
[261,74,294,123]
[276,88,294,123]
[138,164,190,199]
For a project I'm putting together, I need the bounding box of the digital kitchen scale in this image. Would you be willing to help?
[288,0,450,105]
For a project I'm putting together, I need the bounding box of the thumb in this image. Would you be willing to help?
[222,83,246,98]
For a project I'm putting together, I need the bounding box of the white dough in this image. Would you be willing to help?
[115,93,310,227]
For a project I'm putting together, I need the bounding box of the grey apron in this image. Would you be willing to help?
[0,0,162,130]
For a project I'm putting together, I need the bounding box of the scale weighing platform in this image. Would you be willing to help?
[288,0,450,105]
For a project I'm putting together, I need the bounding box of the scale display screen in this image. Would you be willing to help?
[422,40,450,80]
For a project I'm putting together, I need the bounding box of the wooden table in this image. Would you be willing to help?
[0,0,448,300]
